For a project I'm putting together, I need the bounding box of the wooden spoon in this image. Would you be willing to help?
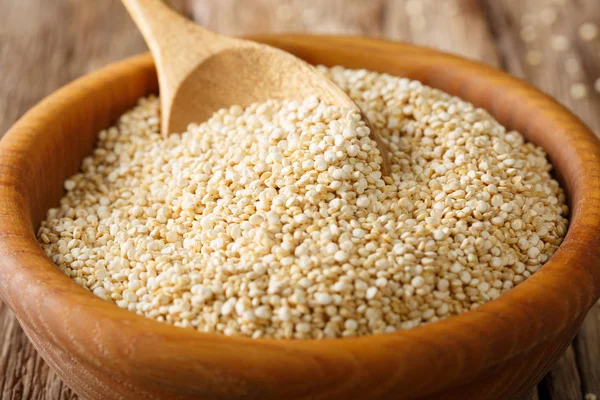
[121,0,390,174]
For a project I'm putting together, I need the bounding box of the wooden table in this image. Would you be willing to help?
[1,1,599,399]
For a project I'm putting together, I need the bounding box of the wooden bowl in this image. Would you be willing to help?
[1,35,599,400]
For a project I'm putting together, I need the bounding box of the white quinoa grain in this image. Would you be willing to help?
[64,180,76,191]
[356,196,370,207]
[315,292,333,305]
[38,66,568,339]
[344,319,358,331]
[365,287,378,300]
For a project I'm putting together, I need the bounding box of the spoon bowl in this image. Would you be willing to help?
[168,46,361,131]
[122,0,391,173]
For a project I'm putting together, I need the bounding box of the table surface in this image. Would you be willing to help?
[1,0,599,399]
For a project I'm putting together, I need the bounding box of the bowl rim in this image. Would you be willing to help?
[1,34,600,393]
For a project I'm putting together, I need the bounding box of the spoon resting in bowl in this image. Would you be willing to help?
[121,0,391,175]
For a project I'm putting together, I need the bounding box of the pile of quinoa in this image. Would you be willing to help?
[37,66,568,339]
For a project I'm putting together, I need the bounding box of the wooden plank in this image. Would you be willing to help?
[188,0,502,66]
[517,387,541,400]
[189,0,387,36]
[482,0,600,398]
[481,0,600,132]
[539,346,583,400]
[576,304,600,398]
[0,0,146,135]
[523,387,541,400]
[382,0,501,66]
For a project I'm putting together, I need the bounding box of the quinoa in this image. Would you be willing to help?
[37,66,569,339]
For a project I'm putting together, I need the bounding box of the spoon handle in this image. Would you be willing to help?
[121,0,229,104]
[122,0,197,52]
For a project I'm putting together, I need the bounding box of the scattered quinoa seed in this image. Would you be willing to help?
[539,7,558,26]
[550,35,570,52]
[405,0,423,17]
[442,1,460,17]
[275,5,294,22]
[521,13,536,26]
[526,50,543,67]
[564,57,582,77]
[579,23,599,41]
[38,66,569,339]
[520,26,537,43]
[301,8,317,24]
[570,83,588,99]
[410,16,426,31]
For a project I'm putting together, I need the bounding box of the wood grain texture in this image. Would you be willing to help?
[481,2,600,398]
[577,304,600,398]
[190,0,389,36]
[481,0,600,132]
[383,0,502,66]
[1,1,599,399]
